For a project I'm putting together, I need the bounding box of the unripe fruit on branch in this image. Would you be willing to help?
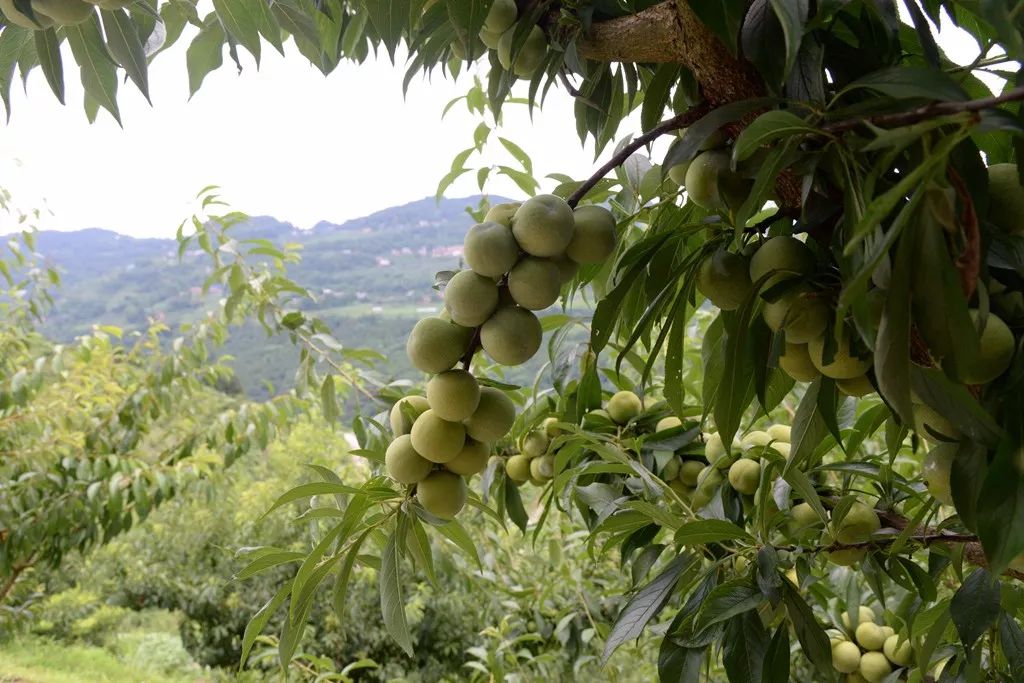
[482,0,516,33]
[790,502,822,536]
[808,329,872,379]
[480,29,503,49]
[542,417,563,438]
[496,25,546,78]
[530,453,555,481]
[426,370,481,422]
[766,424,791,442]
[829,501,880,566]
[521,430,549,457]
[505,454,532,482]
[464,387,516,442]
[656,416,682,432]
[508,256,561,310]
[832,641,862,674]
[766,289,831,343]
[837,374,874,397]
[741,431,771,454]
[923,442,956,505]
[464,221,520,277]
[778,342,820,382]
[417,470,467,520]
[855,622,886,651]
[678,460,704,487]
[406,317,473,374]
[841,606,876,629]
[512,194,575,257]
[607,390,642,424]
[484,202,521,227]
[683,150,750,212]
[480,306,542,365]
[0,0,54,27]
[385,435,433,484]
[33,0,92,24]
[444,270,500,327]
[390,395,430,436]
[986,163,1024,235]
[410,410,466,464]
[882,634,912,666]
[959,310,1015,384]
[567,205,617,264]
[912,403,959,443]
[858,652,892,683]
[749,236,816,289]
[697,250,752,311]
[727,458,761,495]
[445,438,491,476]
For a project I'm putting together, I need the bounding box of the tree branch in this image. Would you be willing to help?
[823,85,1024,134]
[566,105,709,208]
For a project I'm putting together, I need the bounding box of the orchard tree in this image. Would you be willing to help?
[3,0,1024,680]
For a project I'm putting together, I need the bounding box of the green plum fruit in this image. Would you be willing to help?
[406,317,473,374]
[385,435,433,484]
[607,390,642,424]
[484,201,521,227]
[508,256,561,310]
[697,250,752,311]
[749,236,816,289]
[417,470,467,519]
[390,395,430,436]
[728,458,761,495]
[512,194,574,257]
[445,438,491,476]
[567,205,617,264]
[410,410,466,463]
[505,454,532,482]
[960,310,1015,384]
[480,306,542,365]
[779,342,820,382]
[463,221,520,277]
[444,270,500,327]
[464,387,516,442]
[808,329,872,379]
[426,369,481,422]
[986,163,1024,234]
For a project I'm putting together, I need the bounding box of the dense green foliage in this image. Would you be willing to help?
[4,0,1024,682]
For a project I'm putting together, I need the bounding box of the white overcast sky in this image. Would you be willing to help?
[0,11,994,238]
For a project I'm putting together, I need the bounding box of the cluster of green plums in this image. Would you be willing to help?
[390,194,617,516]
[828,606,923,682]
[443,0,549,78]
[0,0,129,28]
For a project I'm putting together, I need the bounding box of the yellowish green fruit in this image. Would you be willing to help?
[667,162,690,186]
[410,410,466,464]
[923,442,956,505]
[728,458,761,495]
[656,416,682,432]
[808,329,872,379]
[483,0,517,33]
[496,24,546,78]
[511,194,574,257]
[406,317,472,374]
[678,460,704,487]
[960,310,1015,384]
[741,430,772,452]
[607,390,643,424]
[390,395,430,436]
[479,27,504,49]
[832,641,862,674]
[835,501,881,543]
[697,250,752,311]
[551,254,579,283]
[445,438,491,476]
[463,221,520,277]
[484,202,521,227]
[791,502,822,533]
[530,453,555,481]
[505,454,532,482]
[772,442,791,458]
[444,270,499,327]
[426,369,480,422]
[855,622,886,651]
[749,236,816,289]
[541,416,562,438]
[0,0,54,27]
[385,435,433,484]
[779,342,821,382]
[767,424,791,442]
[882,634,912,667]
[417,470,467,519]
[567,205,617,264]
[464,387,516,442]
[521,430,549,457]
[879,626,894,641]
[837,374,875,397]
[33,0,92,24]
[480,306,542,365]
[912,402,959,443]
[779,291,831,343]
[841,606,876,629]
[987,163,1024,234]
[508,256,561,310]
[704,432,726,461]
[858,651,891,683]
[683,149,739,211]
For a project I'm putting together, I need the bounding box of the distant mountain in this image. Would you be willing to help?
[35,195,515,396]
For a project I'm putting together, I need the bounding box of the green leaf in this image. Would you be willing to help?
[239,579,292,670]
[33,29,64,105]
[363,0,410,61]
[320,374,339,423]
[234,550,305,580]
[673,519,753,546]
[431,517,480,567]
[407,515,437,587]
[186,16,225,98]
[976,420,1024,574]
[693,581,763,634]
[781,579,832,675]
[761,625,790,683]
[999,612,1024,680]
[733,110,814,161]
[640,64,680,132]
[503,473,528,532]
[212,0,262,65]
[379,519,414,655]
[841,65,967,102]
[768,0,806,84]
[261,481,361,518]
[689,0,748,54]
[782,377,833,474]
[100,8,149,101]
[722,611,767,682]
[602,553,693,662]
[444,0,489,60]
[950,568,1000,651]
[658,640,705,683]
[0,25,31,119]
[65,15,121,124]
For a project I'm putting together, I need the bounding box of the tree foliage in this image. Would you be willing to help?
[3,0,1024,681]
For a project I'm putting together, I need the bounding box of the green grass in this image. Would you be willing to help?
[0,638,201,683]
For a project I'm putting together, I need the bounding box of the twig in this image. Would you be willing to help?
[823,85,1024,134]
[460,327,482,370]
[566,105,710,208]
[300,332,380,403]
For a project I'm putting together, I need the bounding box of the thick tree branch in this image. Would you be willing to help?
[566,105,709,208]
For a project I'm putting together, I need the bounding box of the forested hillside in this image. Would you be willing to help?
[34,195,512,395]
